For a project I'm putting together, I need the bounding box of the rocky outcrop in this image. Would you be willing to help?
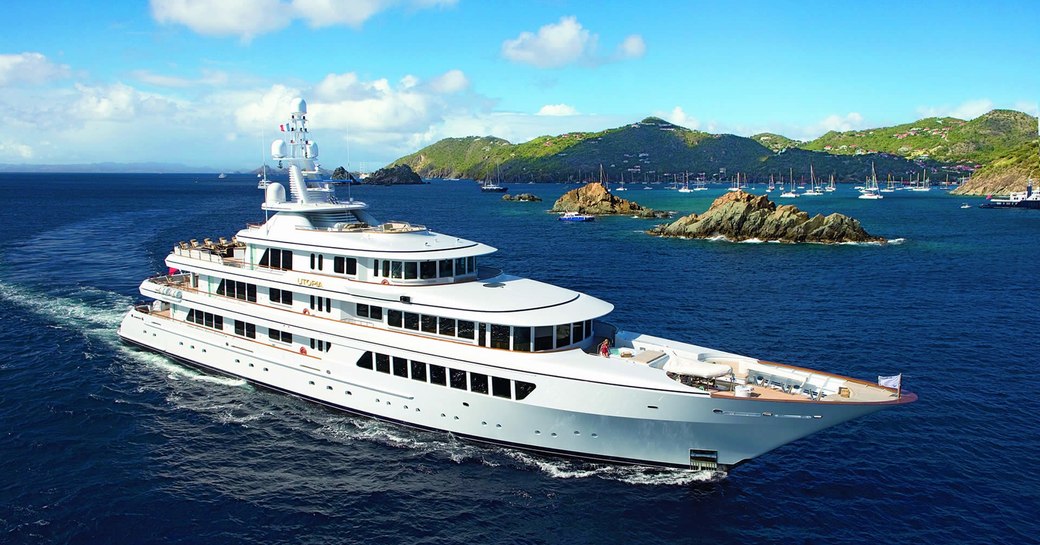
[648,190,884,243]
[551,182,665,217]
[502,193,542,202]
[365,164,424,185]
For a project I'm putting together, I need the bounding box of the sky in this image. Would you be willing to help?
[0,0,1036,171]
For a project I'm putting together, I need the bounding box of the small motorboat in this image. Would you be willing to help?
[558,211,595,222]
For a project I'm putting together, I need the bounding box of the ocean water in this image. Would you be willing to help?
[1,173,1037,545]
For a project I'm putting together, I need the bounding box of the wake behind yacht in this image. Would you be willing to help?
[118,98,914,471]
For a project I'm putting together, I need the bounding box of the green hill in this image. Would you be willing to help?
[801,109,1036,164]
[392,110,1035,184]
[952,138,1039,196]
[752,133,801,152]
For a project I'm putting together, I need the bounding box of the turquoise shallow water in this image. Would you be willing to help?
[1,173,1037,544]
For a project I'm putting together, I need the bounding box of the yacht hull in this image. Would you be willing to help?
[119,308,908,469]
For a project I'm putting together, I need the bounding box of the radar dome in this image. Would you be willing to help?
[271,139,287,159]
[265,182,286,205]
[305,142,319,159]
[290,98,307,114]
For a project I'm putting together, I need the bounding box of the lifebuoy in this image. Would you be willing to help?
[300,347,307,355]
[381,279,390,285]
[303,308,310,315]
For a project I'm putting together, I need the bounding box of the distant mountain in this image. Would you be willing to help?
[394,117,932,183]
[801,110,1037,165]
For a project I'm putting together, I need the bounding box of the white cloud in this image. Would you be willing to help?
[0,140,34,159]
[151,0,290,41]
[1013,101,1038,116]
[537,104,577,116]
[661,106,699,129]
[151,0,457,40]
[502,17,647,68]
[917,98,994,120]
[133,69,229,88]
[69,82,182,121]
[427,69,468,94]
[615,35,646,60]
[0,52,70,86]
[813,112,865,133]
[502,16,593,68]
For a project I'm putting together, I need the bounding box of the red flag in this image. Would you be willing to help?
[279,124,286,131]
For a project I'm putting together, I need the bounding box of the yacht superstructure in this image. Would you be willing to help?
[119,98,915,471]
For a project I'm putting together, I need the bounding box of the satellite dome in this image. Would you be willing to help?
[265,182,286,205]
[290,98,307,114]
[271,139,287,159]
[305,142,319,159]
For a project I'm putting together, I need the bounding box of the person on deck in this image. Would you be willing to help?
[599,338,610,358]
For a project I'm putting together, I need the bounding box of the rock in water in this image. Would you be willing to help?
[647,190,885,243]
[502,193,542,202]
[365,164,424,185]
[551,182,661,217]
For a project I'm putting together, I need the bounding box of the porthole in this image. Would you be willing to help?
[235,359,240,363]
[647,405,658,410]
[326,386,333,391]
[375,398,381,403]
[573,431,580,435]
[462,402,469,407]
[591,433,598,438]
[712,409,723,414]
[346,390,353,396]
[550,432,557,437]
[263,367,268,371]
[453,416,459,420]
[481,421,487,426]
[386,401,391,406]
[201,349,206,353]
[308,381,315,385]
[440,413,446,417]
[495,424,502,428]
[415,408,420,412]
[249,363,254,367]
[535,430,541,435]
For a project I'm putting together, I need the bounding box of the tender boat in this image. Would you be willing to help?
[118,98,915,471]
[558,211,596,222]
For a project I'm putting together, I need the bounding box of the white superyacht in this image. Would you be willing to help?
[119,99,915,471]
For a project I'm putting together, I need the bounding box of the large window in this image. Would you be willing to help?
[388,309,403,327]
[259,248,293,270]
[234,320,256,339]
[438,317,456,336]
[556,323,571,349]
[492,376,511,399]
[357,304,382,320]
[513,326,531,352]
[458,320,475,340]
[404,262,418,280]
[420,261,437,280]
[270,288,293,305]
[429,364,447,386]
[439,259,454,278]
[534,326,554,351]
[404,312,420,331]
[490,324,510,350]
[515,381,537,400]
[268,327,292,344]
[450,368,467,390]
[470,373,489,394]
[410,360,427,382]
[375,353,390,373]
[187,309,223,331]
[393,357,408,377]
[421,315,437,334]
[334,256,357,275]
[217,279,257,302]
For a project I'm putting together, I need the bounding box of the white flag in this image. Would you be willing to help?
[878,374,901,389]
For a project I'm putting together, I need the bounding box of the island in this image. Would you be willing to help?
[502,193,542,202]
[551,182,668,218]
[364,164,425,185]
[648,190,885,244]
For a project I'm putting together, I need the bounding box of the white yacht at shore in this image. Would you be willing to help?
[118,98,915,471]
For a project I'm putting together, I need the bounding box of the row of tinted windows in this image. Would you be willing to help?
[217,279,257,302]
[187,309,223,331]
[356,351,536,400]
[387,310,592,352]
[308,253,359,276]
[373,257,476,280]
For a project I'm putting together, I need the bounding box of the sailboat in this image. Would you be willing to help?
[779,168,798,198]
[615,170,628,191]
[480,164,508,192]
[858,162,883,200]
[803,164,822,196]
[677,172,693,193]
[825,173,836,192]
[881,174,896,193]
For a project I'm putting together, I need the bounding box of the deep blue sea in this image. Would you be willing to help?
[1,173,1038,544]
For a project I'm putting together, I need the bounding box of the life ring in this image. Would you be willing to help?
[299,347,307,355]
[302,308,310,315]
[381,279,390,285]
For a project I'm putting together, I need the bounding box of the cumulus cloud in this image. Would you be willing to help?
[427,69,468,94]
[615,35,646,60]
[501,17,646,68]
[502,16,593,68]
[69,82,182,121]
[537,104,577,116]
[151,0,456,40]
[0,52,71,86]
[917,98,995,120]
[662,106,699,129]
[813,112,865,133]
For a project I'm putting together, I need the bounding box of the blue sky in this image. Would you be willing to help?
[0,0,1036,170]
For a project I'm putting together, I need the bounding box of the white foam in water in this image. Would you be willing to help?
[504,451,725,485]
